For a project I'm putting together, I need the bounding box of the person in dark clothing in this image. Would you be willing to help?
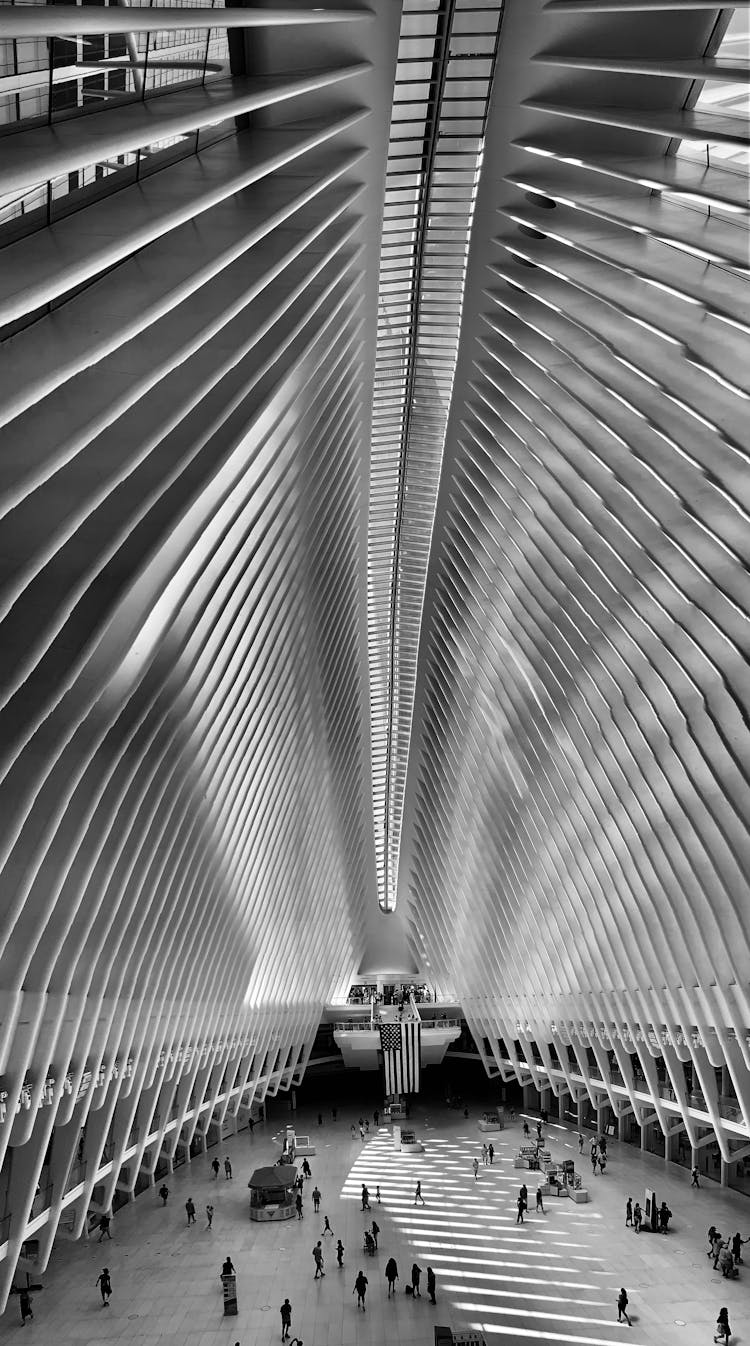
[159,1184,169,1206]
[224,1157,232,1180]
[411,1263,422,1297]
[322,1215,333,1237]
[625,1196,633,1227]
[221,1257,236,1277]
[302,1159,311,1179]
[353,1270,368,1310]
[280,1297,292,1340]
[731,1231,748,1265]
[96,1268,112,1305]
[714,1306,730,1343]
[186,1198,196,1225]
[617,1287,631,1326]
[633,1202,642,1233]
[312,1186,321,1214]
[248,1116,255,1134]
[19,1288,33,1323]
[523,1121,530,1139]
[371,1219,380,1249]
[212,1157,220,1179]
[336,1239,345,1267]
[361,1184,371,1210]
[385,1257,399,1296]
[488,1143,494,1165]
[659,1202,672,1233]
[373,1109,379,1126]
[97,1213,112,1241]
[516,1195,525,1224]
[312,1241,325,1278]
[295,1193,303,1219]
[691,1165,700,1187]
[426,1266,436,1304]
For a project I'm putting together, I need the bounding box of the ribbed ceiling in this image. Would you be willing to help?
[0,0,748,1313]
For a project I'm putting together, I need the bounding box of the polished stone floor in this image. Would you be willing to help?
[3,1100,747,1344]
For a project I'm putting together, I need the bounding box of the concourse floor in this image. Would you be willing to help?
[4,1101,748,1345]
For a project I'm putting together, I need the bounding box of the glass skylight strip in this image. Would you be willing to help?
[368,0,504,912]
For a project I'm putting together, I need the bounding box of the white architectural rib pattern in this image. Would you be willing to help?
[401,0,750,1162]
[0,0,399,1310]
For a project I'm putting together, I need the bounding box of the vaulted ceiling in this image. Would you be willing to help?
[0,0,748,1307]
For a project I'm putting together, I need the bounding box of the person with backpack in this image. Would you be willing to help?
[158,1184,169,1206]
[617,1287,631,1326]
[211,1157,220,1179]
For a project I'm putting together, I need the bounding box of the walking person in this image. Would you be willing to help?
[482,1143,489,1166]
[488,1142,494,1165]
[385,1256,399,1297]
[633,1201,642,1233]
[578,1132,584,1153]
[536,1186,545,1213]
[707,1226,719,1255]
[714,1306,731,1343]
[159,1183,169,1206]
[212,1157,220,1179]
[414,1180,425,1205]
[322,1215,333,1237]
[280,1297,292,1341]
[302,1158,311,1180]
[516,1194,525,1224]
[97,1212,112,1241]
[373,1109,380,1126]
[295,1193,303,1219]
[658,1201,671,1234]
[186,1197,196,1226]
[591,1149,598,1175]
[312,1241,325,1278]
[359,1122,365,1141]
[523,1121,530,1139]
[96,1267,112,1306]
[411,1262,422,1297]
[472,1157,480,1181]
[427,1266,437,1304]
[224,1156,233,1180]
[248,1115,255,1135]
[206,1203,214,1229]
[691,1165,701,1188]
[731,1231,748,1265]
[361,1184,371,1210]
[371,1219,380,1249]
[312,1186,321,1214]
[336,1238,345,1267]
[625,1196,633,1227]
[375,1184,382,1203]
[353,1269,368,1310]
[713,1235,727,1269]
[19,1288,34,1324]
[617,1287,631,1326]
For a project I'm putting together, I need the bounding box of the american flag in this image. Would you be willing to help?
[379,1020,421,1095]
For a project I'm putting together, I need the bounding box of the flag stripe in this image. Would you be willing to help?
[379,1021,420,1095]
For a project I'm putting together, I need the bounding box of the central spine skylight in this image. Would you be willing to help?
[368,0,504,912]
